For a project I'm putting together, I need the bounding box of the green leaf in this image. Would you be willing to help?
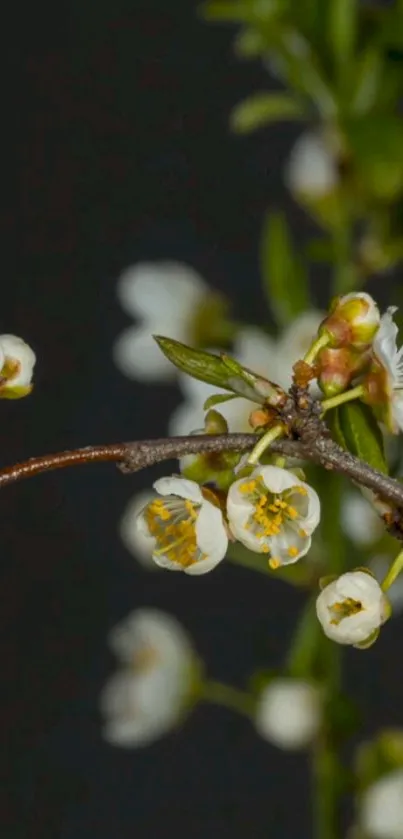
[154,336,283,405]
[348,48,382,115]
[345,117,403,200]
[230,92,306,133]
[203,392,239,410]
[328,0,356,77]
[329,402,388,474]
[260,211,310,327]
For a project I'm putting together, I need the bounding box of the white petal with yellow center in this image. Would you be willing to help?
[137,476,228,574]
[227,465,320,566]
[0,334,36,387]
[316,571,389,645]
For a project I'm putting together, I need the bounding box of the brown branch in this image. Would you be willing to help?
[0,433,403,511]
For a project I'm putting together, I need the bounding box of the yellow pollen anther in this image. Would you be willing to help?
[287,546,299,558]
[299,528,308,538]
[294,485,307,495]
[286,505,298,519]
[269,557,281,569]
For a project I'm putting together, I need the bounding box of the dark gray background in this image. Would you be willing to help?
[1,1,402,837]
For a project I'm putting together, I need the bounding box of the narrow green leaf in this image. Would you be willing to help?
[154,336,283,405]
[326,405,348,450]
[330,402,388,474]
[230,92,306,133]
[203,392,239,410]
[328,0,356,76]
[260,211,310,327]
[349,48,382,115]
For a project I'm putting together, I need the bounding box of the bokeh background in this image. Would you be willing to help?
[2,1,403,837]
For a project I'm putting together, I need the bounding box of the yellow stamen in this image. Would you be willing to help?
[269,557,281,569]
[287,546,299,558]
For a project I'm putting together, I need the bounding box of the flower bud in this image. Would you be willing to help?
[316,570,390,648]
[255,678,321,750]
[318,346,369,397]
[360,769,403,839]
[319,293,380,350]
[0,334,36,398]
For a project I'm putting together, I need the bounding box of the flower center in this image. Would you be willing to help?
[239,476,308,558]
[144,497,205,568]
[132,644,160,673]
[328,597,363,626]
[0,357,20,385]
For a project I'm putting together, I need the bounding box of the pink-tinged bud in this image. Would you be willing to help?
[319,293,380,350]
[318,346,371,397]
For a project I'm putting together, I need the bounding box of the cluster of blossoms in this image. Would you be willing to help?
[137,467,320,574]
[112,285,403,651]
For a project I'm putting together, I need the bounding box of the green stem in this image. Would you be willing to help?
[312,725,340,839]
[304,333,331,366]
[381,548,403,593]
[321,383,364,414]
[287,596,320,678]
[247,423,285,465]
[202,680,255,718]
[312,472,344,838]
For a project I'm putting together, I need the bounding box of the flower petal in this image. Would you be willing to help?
[153,477,203,503]
[116,261,206,321]
[113,325,175,381]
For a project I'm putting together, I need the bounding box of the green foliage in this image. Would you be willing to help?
[260,211,310,326]
[328,402,388,474]
[230,91,306,133]
[154,336,283,404]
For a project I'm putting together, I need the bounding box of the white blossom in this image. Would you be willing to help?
[112,261,208,381]
[316,571,390,647]
[360,770,403,839]
[0,334,36,392]
[370,308,403,433]
[285,131,339,198]
[227,465,320,567]
[137,476,228,574]
[341,491,384,547]
[169,315,323,436]
[100,609,196,747]
[119,490,159,570]
[255,678,321,750]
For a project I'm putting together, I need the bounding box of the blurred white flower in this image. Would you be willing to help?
[113,261,208,382]
[0,334,36,396]
[137,476,228,574]
[255,678,321,750]
[285,131,339,198]
[227,465,320,567]
[366,307,403,434]
[360,769,403,839]
[369,555,403,614]
[169,314,322,436]
[101,609,197,747]
[341,491,384,547]
[119,490,159,570]
[316,570,390,647]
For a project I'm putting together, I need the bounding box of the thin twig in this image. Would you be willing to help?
[0,433,403,510]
